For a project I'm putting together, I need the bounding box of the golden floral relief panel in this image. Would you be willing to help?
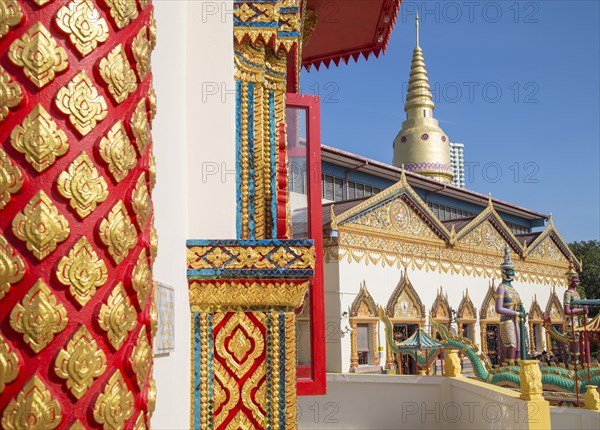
[0,332,19,392]
[98,282,137,350]
[99,44,138,104]
[10,279,68,353]
[99,120,138,183]
[104,0,139,29]
[8,22,68,88]
[93,369,134,429]
[0,147,23,210]
[98,200,137,264]
[56,0,109,57]
[11,104,69,173]
[0,65,22,122]
[131,26,151,81]
[0,0,23,40]
[57,151,109,219]
[0,233,25,300]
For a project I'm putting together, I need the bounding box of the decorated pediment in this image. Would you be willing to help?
[525,218,579,268]
[333,171,450,242]
[453,198,523,255]
[545,288,564,322]
[431,288,452,323]
[480,281,500,321]
[350,281,378,318]
[458,290,477,321]
[529,296,543,322]
[386,271,425,319]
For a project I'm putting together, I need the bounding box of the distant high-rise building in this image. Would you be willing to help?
[450,142,465,188]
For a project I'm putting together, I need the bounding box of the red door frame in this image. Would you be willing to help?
[286,93,326,395]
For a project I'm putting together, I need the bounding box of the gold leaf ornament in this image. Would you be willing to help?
[99,120,137,183]
[132,249,151,309]
[55,326,107,399]
[0,0,23,40]
[0,234,25,300]
[131,98,151,154]
[1,375,62,430]
[130,326,152,389]
[148,8,156,50]
[93,370,134,429]
[8,22,68,88]
[10,104,69,172]
[131,27,150,81]
[104,0,139,29]
[98,282,137,350]
[0,333,19,392]
[10,279,68,353]
[132,173,151,230]
[215,312,264,378]
[99,200,137,264]
[99,44,137,103]
[55,71,108,136]
[12,191,70,260]
[0,147,23,210]
[56,236,108,306]
[56,0,109,57]
[57,152,108,218]
[0,65,22,121]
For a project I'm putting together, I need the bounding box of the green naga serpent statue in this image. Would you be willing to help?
[379,306,600,394]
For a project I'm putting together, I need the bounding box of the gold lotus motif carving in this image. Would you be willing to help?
[150,224,158,263]
[12,191,70,260]
[0,333,19,392]
[131,27,150,81]
[0,234,25,300]
[93,370,134,429]
[131,326,152,389]
[1,375,62,430]
[99,44,137,103]
[0,147,22,210]
[8,22,68,88]
[213,361,239,429]
[148,83,157,121]
[56,236,108,306]
[0,65,22,121]
[132,249,151,309]
[0,0,22,40]
[148,151,156,189]
[56,0,109,57]
[104,0,138,29]
[99,120,137,183]
[55,325,107,399]
[10,104,69,172]
[98,282,137,350]
[134,413,147,430]
[55,71,108,136]
[147,378,156,417]
[57,152,108,219]
[148,9,156,50]
[131,99,151,154]
[132,173,151,230]
[99,200,137,264]
[215,312,264,378]
[10,279,68,353]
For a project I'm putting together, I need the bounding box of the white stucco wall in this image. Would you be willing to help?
[324,258,558,373]
[151,2,234,429]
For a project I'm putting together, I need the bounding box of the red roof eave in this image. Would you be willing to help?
[302,0,402,70]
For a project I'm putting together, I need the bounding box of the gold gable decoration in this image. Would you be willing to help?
[385,271,425,320]
[545,287,564,322]
[350,281,378,318]
[524,215,581,270]
[479,281,500,322]
[457,290,477,322]
[431,287,452,324]
[529,296,543,322]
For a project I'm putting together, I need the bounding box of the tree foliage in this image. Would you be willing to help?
[568,240,600,302]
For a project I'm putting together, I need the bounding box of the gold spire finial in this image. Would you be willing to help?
[416,13,420,48]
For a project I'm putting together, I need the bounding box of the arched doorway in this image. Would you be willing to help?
[529,296,545,354]
[457,290,477,343]
[385,271,425,374]
[545,288,566,363]
[349,281,380,371]
[480,281,501,366]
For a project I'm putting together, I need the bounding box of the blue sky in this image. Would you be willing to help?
[301,1,599,243]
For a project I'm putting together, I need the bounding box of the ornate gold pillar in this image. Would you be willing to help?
[480,322,488,354]
[350,321,358,368]
[187,1,308,429]
[529,322,535,353]
[0,1,157,428]
[372,324,380,366]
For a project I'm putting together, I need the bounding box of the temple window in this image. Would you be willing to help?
[480,282,501,366]
[457,290,477,344]
[349,281,380,371]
